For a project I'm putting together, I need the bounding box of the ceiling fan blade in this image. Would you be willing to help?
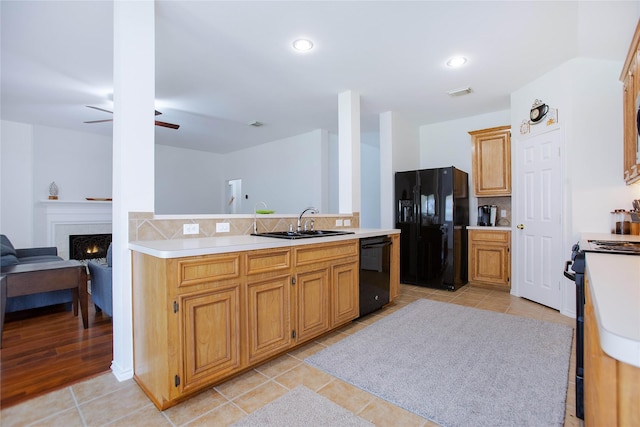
[84,119,114,124]
[155,120,180,130]
[86,105,113,114]
[84,105,178,129]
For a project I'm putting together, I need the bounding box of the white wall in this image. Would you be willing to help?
[1,121,34,247]
[361,132,381,228]
[0,120,112,247]
[1,121,343,249]
[391,113,420,173]
[380,111,421,228]
[511,58,640,242]
[32,124,112,201]
[155,144,224,214]
[511,57,640,317]
[328,132,339,213]
[419,109,511,225]
[222,129,327,214]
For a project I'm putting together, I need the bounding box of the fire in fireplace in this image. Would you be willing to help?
[69,234,112,262]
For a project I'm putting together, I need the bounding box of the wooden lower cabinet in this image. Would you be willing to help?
[132,238,366,410]
[331,261,359,327]
[245,248,292,365]
[179,284,242,393]
[295,267,330,343]
[584,277,640,426]
[245,274,292,365]
[293,240,359,344]
[468,229,510,290]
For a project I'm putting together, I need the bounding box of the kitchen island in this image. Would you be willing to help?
[581,234,640,426]
[129,228,399,409]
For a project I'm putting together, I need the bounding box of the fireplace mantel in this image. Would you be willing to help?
[38,200,112,259]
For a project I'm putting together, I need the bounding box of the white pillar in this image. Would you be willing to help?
[338,90,361,215]
[111,0,155,380]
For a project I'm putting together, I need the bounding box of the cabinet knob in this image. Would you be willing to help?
[516,224,525,230]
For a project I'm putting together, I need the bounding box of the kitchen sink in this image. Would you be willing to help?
[253,230,355,240]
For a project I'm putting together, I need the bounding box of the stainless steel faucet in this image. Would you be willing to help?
[253,201,268,234]
[297,207,318,232]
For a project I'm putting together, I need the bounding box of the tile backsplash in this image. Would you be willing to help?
[129,212,360,242]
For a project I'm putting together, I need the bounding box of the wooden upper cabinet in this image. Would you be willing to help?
[469,125,511,196]
[621,19,640,185]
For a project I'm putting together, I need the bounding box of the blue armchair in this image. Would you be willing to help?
[87,243,112,317]
[1,234,73,313]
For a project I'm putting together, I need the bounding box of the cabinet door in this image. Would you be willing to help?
[470,126,511,196]
[622,22,640,185]
[584,278,618,425]
[246,275,292,365]
[468,231,510,290]
[179,284,242,393]
[295,268,330,343]
[389,234,400,301]
[331,261,359,327]
[623,68,637,183]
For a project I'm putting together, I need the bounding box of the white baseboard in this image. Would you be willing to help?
[110,360,133,382]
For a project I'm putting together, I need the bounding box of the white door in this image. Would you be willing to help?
[513,127,563,309]
[225,179,242,214]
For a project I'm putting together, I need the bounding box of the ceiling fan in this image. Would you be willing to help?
[84,106,180,129]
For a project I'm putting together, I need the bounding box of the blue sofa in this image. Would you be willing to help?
[1,234,74,313]
[87,244,112,317]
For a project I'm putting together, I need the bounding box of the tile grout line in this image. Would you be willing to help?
[69,386,89,427]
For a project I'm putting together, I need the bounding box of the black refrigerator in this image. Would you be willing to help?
[395,167,469,290]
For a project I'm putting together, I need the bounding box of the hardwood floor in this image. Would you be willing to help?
[0,298,113,408]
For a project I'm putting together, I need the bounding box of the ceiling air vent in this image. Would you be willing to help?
[447,87,472,97]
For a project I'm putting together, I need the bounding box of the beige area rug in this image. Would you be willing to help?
[230,385,373,427]
[306,299,573,427]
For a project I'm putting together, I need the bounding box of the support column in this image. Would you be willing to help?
[111,0,155,380]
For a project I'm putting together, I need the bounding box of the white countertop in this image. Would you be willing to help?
[581,233,640,368]
[129,228,399,259]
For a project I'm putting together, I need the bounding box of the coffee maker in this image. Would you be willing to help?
[478,205,497,226]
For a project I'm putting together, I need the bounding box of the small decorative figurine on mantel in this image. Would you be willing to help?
[48,181,59,200]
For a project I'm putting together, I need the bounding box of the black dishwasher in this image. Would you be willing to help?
[359,236,392,317]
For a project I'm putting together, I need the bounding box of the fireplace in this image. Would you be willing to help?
[40,200,112,260]
[69,234,112,262]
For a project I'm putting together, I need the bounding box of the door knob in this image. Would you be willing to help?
[517,224,525,230]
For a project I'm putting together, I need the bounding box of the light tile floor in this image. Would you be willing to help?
[1,284,582,427]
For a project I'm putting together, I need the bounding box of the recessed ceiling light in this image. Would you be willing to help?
[292,38,314,52]
[446,56,467,68]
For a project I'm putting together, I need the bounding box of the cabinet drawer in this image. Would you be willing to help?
[469,230,510,243]
[245,249,291,276]
[295,241,358,266]
[178,254,241,287]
